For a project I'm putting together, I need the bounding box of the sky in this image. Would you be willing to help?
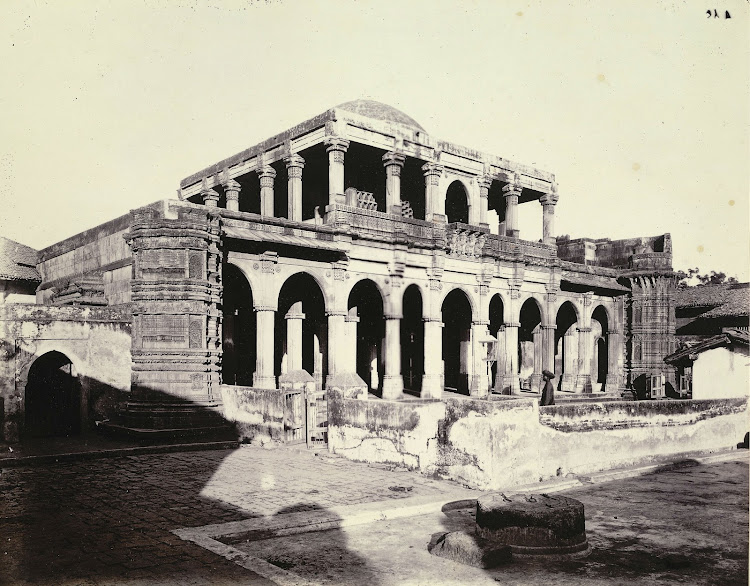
[1,0,748,279]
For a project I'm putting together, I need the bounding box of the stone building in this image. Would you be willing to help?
[2,100,679,440]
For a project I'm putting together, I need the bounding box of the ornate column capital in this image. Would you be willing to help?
[284,153,305,171]
[421,162,443,184]
[539,183,559,207]
[201,187,220,207]
[478,174,493,196]
[502,172,523,198]
[382,151,406,173]
[223,178,241,192]
[257,166,276,187]
[324,137,350,155]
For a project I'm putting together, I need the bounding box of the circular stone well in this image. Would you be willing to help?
[476,493,590,558]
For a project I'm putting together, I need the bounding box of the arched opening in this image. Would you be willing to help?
[222,264,256,387]
[519,299,542,390]
[401,285,424,394]
[445,181,469,224]
[555,301,579,392]
[489,294,505,393]
[348,280,384,394]
[276,273,327,389]
[591,306,609,391]
[25,351,80,437]
[442,289,473,394]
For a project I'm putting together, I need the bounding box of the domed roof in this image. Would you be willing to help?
[336,99,425,132]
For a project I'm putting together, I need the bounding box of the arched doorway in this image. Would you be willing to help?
[445,181,469,224]
[556,301,579,392]
[222,264,256,387]
[276,273,327,389]
[25,351,80,437]
[348,280,384,393]
[592,306,609,392]
[489,294,505,393]
[519,299,543,391]
[442,289,472,394]
[401,285,424,394]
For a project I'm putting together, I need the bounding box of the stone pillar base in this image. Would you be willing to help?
[253,375,276,390]
[560,374,576,393]
[421,375,443,399]
[469,374,489,398]
[530,374,542,393]
[576,375,593,394]
[381,375,404,400]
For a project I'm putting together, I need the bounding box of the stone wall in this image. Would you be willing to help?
[328,391,747,491]
[220,385,285,441]
[0,304,132,441]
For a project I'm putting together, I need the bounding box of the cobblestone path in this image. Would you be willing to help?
[1,445,469,585]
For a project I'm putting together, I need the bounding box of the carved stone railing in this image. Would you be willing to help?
[484,233,557,263]
[445,222,489,258]
[630,252,673,271]
[325,203,435,247]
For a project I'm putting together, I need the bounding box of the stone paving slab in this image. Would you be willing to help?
[0,443,476,585]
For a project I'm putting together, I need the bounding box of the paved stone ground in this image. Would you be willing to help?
[0,444,474,585]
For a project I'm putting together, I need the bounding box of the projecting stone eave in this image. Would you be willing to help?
[179,103,556,196]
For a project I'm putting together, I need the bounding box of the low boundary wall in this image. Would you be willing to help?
[328,391,748,490]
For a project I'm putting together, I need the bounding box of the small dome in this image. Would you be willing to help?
[336,99,425,132]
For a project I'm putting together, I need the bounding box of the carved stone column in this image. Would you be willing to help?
[531,328,544,392]
[606,328,623,392]
[285,301,305,373]
[422,162,444,223]
[345,308,359,373]
[561,330,578,392]
[383,151,406,214]
[577,326,593,393]
[504,321,521,394]
[539,185,559,245]
[541,324,556,378]
[421,317,443,399]
[223,179,241,212]
[254,307,276,389]
[257,167,276,217]
[470,321,490,397]
[285,154,305,222]
[502,173,522,238]
[478,175,492,230]
[325,310,345,379]
[201,186,220,208]
[382,314,403,399]
[325,137,350,206]
[493,325,507,393]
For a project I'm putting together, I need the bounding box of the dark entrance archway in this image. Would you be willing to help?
[489,294,505,393]
[556,301,579,392]
[276,272,327,388]
[25,351,80,437]
[348,280,384,394]
[222,264,256,387]
[519,298,542,390]
[401,285,424,394]
[445,181,469,224]
[442,289,472,394]
[592,306,609,390]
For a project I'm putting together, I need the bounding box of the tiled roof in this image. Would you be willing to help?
[665,328,749,364]
[0,237,40,282]
[674,282,749,317]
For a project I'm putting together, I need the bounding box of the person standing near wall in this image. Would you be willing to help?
[541,369,555,406]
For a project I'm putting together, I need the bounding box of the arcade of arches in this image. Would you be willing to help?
[221,266,623,399]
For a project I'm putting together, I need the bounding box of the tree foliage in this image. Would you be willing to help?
[675,267,738,287]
